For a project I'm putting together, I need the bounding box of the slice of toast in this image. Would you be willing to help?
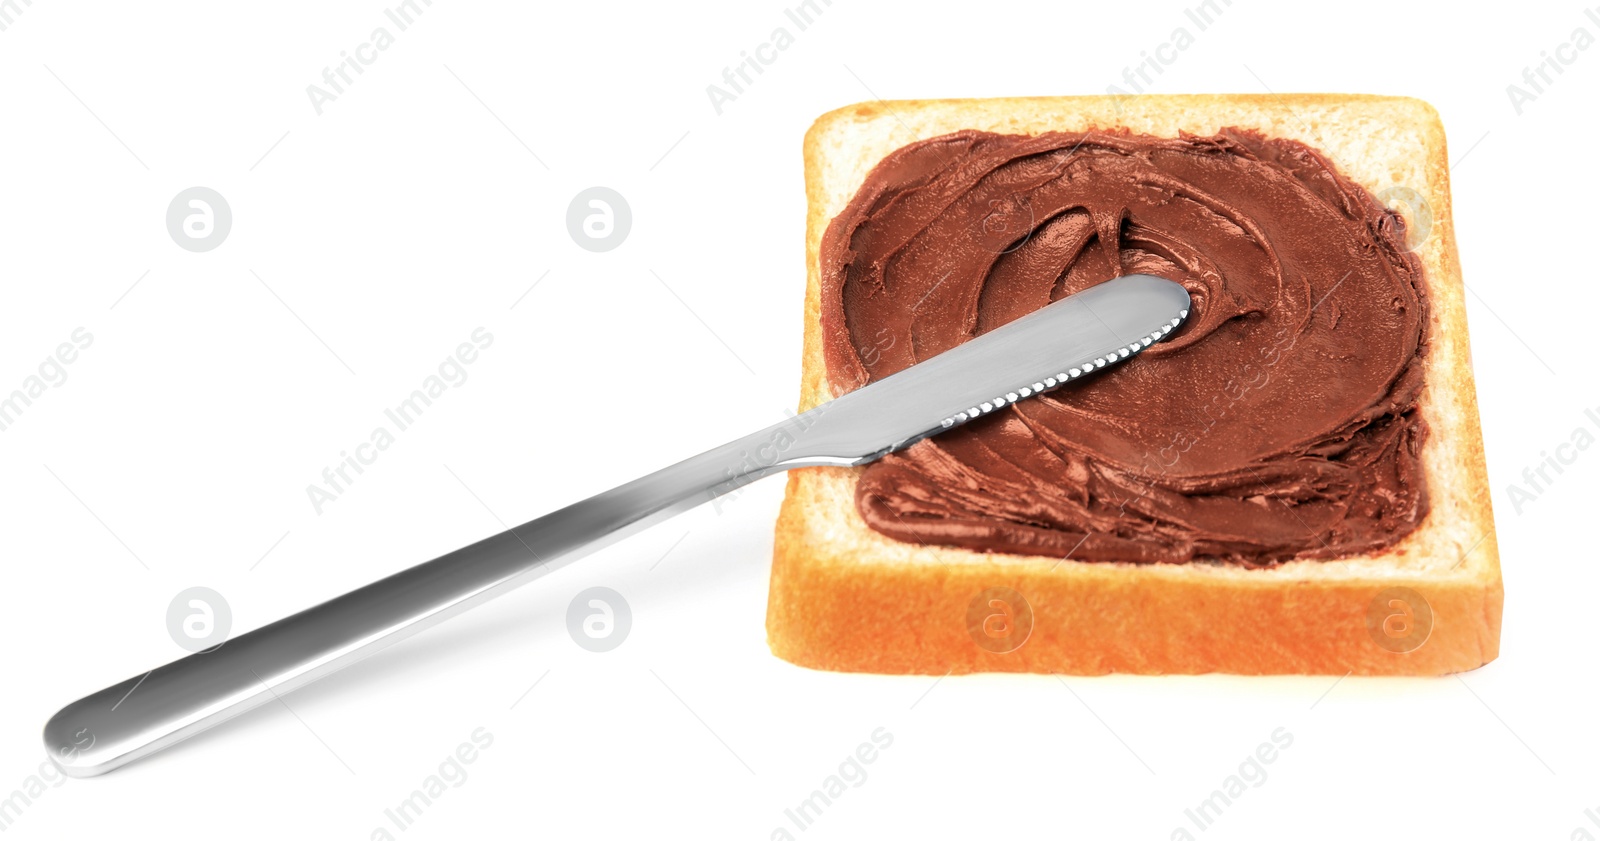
[768,94,1501,676]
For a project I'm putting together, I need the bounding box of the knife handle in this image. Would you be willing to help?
[44,414,838,777]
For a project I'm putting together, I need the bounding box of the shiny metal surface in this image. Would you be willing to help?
[44,274,1189,777]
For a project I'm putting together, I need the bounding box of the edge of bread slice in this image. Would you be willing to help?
[768,94,1502,675]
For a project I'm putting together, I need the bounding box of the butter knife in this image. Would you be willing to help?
[45,273,1190,777]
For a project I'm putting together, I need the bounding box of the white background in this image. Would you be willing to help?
[1,1,1595,838]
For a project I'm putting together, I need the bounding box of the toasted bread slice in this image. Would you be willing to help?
[768,94,1501,675]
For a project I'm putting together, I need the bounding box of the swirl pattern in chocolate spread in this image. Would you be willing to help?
[818,128,1429,566]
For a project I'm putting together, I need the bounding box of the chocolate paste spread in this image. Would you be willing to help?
[819,129,1430,566]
